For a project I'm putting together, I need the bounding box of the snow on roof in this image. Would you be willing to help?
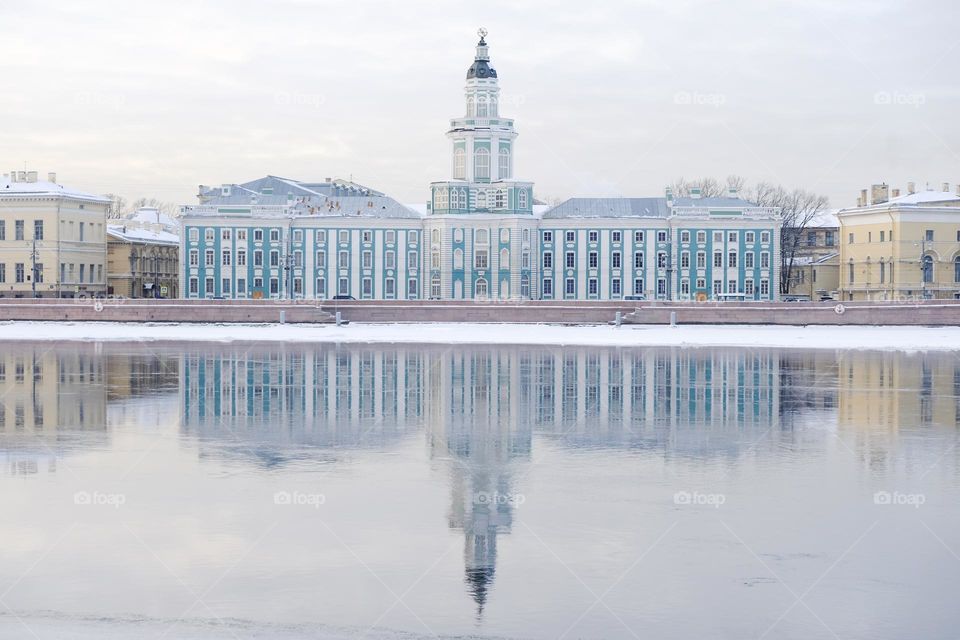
[107,224,179,245]
[405,203,428,216]
[0,178,109,203]
[807,208,840,227]
[886,190,960,206]
[542,197,669,219]
[124,207,179,231]
[671,196,759,208]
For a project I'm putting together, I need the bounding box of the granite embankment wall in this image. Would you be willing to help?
[0,298,959,325]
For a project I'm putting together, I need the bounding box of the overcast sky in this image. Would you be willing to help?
[2,0,958,209]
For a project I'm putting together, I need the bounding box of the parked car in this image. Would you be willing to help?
[332,295,356,301]
[782,295,811,302]
[623,294,646,301]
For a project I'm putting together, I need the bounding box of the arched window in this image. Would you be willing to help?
[499,148,511,179]
[466,96,475,117]
[434,189,448,209]
[476,190,487,209]
[476,229,488,245]
[454,228,463,243]
[431,249,440,270]
[431,275,441,299]
[495,189,506,209]
[922,255,934,283]
[500,228,510,243]
[520,273,530,298]
[475,277,488,298]
[474,148,490,180]
[453,248,463,269]
[955,256,960,283]
[431,229,440,245]
[476,95,488,117]
[453,148,465,180]
[500,248,509,267]
[518,189,527,210]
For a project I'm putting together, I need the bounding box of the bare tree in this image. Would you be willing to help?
[670,175,746,198]
[103,193,127,219]
[130,197,179,217]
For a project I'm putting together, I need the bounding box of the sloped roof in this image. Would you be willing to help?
[0,178,109,203]
[542,197,669,219]
[295,196,420,219]
[107,224,179,246]
[671,196,758,208]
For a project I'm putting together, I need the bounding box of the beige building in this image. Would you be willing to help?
[838,183,960,301]
[786,252,840,300]
[0,170,109,298]
[107,208,180,298]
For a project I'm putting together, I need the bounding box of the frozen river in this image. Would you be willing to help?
[1,342,958,639]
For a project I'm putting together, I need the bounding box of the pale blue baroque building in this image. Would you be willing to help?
[179,32,781,302]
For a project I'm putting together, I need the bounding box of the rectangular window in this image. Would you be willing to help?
[385,278,395,297]
[222,278,231,294]
[0,264,4,283]
[475,250,488,269]
[34,220,43,240]
[696,252,706,269]
[728,279,737,293]
[611,252,621,269]
[745,279,754,295]
[728,251,737,268]
[293,230,303,243]
[385,250,395,269]
[612,231,622,243]
[761,252,770,268]
[189,250,199,266]
[269,278,279,295]
[633,278,643,295]
[588,231,598,243]
[316,250,326,266]
[696,278,705,289]
[316,277,326,296]
[15,220,24,241]
[254,229,263,241]
[408,251,418,269]
[237,278,246,295]
[657,279,666,296]
[407,278,418,297]
[761,231,770,243]
[222,250,231,266]
[745,252,754,269]
[564,251,575,269]
[634,231,644,243]
[760,280,770,296]
[0,220,5,240]
[728,232,737,243]
[316,230,326,243]
[589,252,598,269]
[714,252,723,268]
[237,251,246,266]
[362,251,372,269]
[713,280,722,296]
[681,252,690,269]
[189,277,198,294]
[362,230,372,243]
[611,278,621,295]
[634,252,644,269]
[925,229,934,242]
[543,231,553,243]
[588,278,598,295]
[696,231,706,244]
[543,252,553,269]
[543,279,553,295]
[880,230,885,242]
[205,277,214,295]
[522,250,530,269]
[237,229,247,241]
[680,231,690,243]
[745,231,755,243]
[254,277,263,289]
[339,251,349,269]
[657,252,667,268]
[657,231,667,242]
[79,222,85,241]
[680,279,689,296]
[15,263,25,283]
[714,231,723,243]
[294,251,302,267]
[339,230,349,244]
[825,231,834,246]
[565,231,575,243]
[205,228,214,242]
[270,250,279,267]
[254,250,263,267]
[565,278,575,295]
[270,229,280,242]
[221,229,231,241]
[205,250,214,266]
[384,230,395,244]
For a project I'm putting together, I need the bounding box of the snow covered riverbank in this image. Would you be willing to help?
[0,321,959,350]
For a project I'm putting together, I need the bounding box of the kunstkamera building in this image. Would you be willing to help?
[180,32,781,302]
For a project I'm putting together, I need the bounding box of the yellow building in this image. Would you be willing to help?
[107,208,180,298]
[837,184,960,301]
[0,171,109,298]
[786,252,840,300]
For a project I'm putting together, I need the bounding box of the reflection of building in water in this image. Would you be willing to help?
[179,347,427,456]
[838,352,960,431]
[0,346,107,475]
[426,349,531,617]
[106,350,180,401]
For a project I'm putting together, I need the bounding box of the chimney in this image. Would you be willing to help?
[891,188,900,198]
[860,189,868,206]
[325,177,332,183]
[665,186,674,203]
[17,171,27,182]
[47,172,56,183]
[870,183,889,205]
[26,171,37,183]
[942,182,949,193]
[690,186,702,199]
[856,196,862,207]
[907,181,916,194]
[9,170,18,182]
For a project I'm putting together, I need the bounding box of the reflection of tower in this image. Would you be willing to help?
[428,347,531,618]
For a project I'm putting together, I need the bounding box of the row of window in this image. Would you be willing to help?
[540,277,772,298]
[541,249,771,270]
[0,262,102,284]
[434,186,528,210]
[188,228,418,245]
[188,276,419,299]
[452,147,511,181]
[189,248,419,270]
[0,219,101,242]
[542,229,772,244]
[847,256,960,284]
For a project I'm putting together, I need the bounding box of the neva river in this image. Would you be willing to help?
[1,342,958,639]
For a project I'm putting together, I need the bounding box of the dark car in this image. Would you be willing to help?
[623,294,646,301]
[332,295,356,301]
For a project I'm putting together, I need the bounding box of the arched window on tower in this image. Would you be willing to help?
[453,148,465,180]
[476,189,488,209]
[466,96,475,117]
[431,229,440,245]
[495,189,506,209]
[476,229,489,245]
[454,248,464,269]
[477,94,488,117]
[474,148,490,180]
[498,148,511,179]
[518,189,527,210]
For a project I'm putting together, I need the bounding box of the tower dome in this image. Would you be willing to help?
[466,29,497,79]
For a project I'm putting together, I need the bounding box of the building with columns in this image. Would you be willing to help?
[180,31,781,302]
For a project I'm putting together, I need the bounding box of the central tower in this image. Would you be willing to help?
[430,29,534,215]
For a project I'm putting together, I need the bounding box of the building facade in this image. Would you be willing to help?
[179,33,781,302]
[107,207,180,298]
[0,171,109,298]
[838,186,960,301]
